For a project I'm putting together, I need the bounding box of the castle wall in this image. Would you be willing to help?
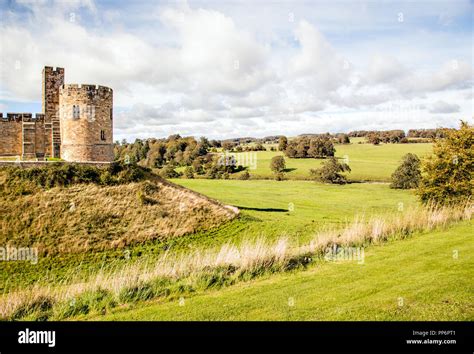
[59,84,114,162]
[0,114,22,156]
[0,113,50,159]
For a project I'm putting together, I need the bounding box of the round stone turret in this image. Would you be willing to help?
[59,84,113,162]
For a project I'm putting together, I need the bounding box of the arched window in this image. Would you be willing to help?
[100,130,106,141]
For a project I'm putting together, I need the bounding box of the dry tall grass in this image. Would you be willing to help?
[1,201,471,319]
[0,178,238,255]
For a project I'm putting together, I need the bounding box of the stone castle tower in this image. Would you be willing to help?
[0,66,114,162]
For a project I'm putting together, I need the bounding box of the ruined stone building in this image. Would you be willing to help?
[0,67,113,162]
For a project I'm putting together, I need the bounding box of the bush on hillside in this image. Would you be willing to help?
[418,121,473,205]
[1,162,148,195]
[238,170,251,180]
[270,156,286,173]
[390,153,421,189]
[310,157,351,184]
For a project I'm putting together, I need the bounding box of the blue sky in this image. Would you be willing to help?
[0,0,472,141]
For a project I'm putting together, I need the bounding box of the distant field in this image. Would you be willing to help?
[93,220,474,321]
[228,139,432,181]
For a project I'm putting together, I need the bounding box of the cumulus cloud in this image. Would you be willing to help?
[0,0,472,139]
[364,54,407,84]
[289,20,350,91]
[399,60,473,95]
[429,100,460,114]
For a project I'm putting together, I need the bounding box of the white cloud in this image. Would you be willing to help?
[289,20,350,91]
[0,0,472,140]
[429,100,461,114]
[364,54,407,84]
[398,60,473,95]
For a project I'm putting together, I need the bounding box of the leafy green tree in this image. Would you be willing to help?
[270,156,286,173]
[367,133,381,145]
[418,121,473,205]
[310,157,351,184]
[222,141,235,151]
[285,145,297,158]
[390,153,421,189]
[278,136,288,151]
[337,134,350,144]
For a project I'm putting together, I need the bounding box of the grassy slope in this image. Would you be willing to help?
[232,140,432,181]
[93,220,474,321]
[0,176,237,292]
[0,179,237,256]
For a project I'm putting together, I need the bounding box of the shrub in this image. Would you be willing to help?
[159,165,180,179]
[119,282,156,303]
[239,170,250,180]
[274,172,286,181]
[56,289,116,319]
[270,156,286,173]
[184,166,194,179]
[418,121,473,205]
[310,157,351,184]
[10,296,54,321]
[390,153,421,189]
[336,134,350,144]
[1,162,148,196]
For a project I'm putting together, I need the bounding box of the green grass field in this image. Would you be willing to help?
[92,220,473,321]
[171,179,418,245]
[228,139,432,181]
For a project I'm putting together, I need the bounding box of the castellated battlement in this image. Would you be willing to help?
[1,113,45,122]
[61,84,113,99]
[43,66,65,75]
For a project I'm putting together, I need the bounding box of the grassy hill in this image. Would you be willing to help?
[90,220,474,321]
[0,168,237,256]
[0,165,238,295]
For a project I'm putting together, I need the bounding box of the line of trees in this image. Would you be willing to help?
[407,128,453,139]
[114,135,244,179]
[282,135,336,158]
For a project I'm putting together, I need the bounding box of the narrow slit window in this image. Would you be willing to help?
[100,130,106,141]
[73,105,80,119]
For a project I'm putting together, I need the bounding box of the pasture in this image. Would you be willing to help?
[229,139,432,181]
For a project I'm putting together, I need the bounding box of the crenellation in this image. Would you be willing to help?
[1,67,113,162]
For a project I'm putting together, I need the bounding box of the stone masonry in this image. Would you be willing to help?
[0,67,113,162]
